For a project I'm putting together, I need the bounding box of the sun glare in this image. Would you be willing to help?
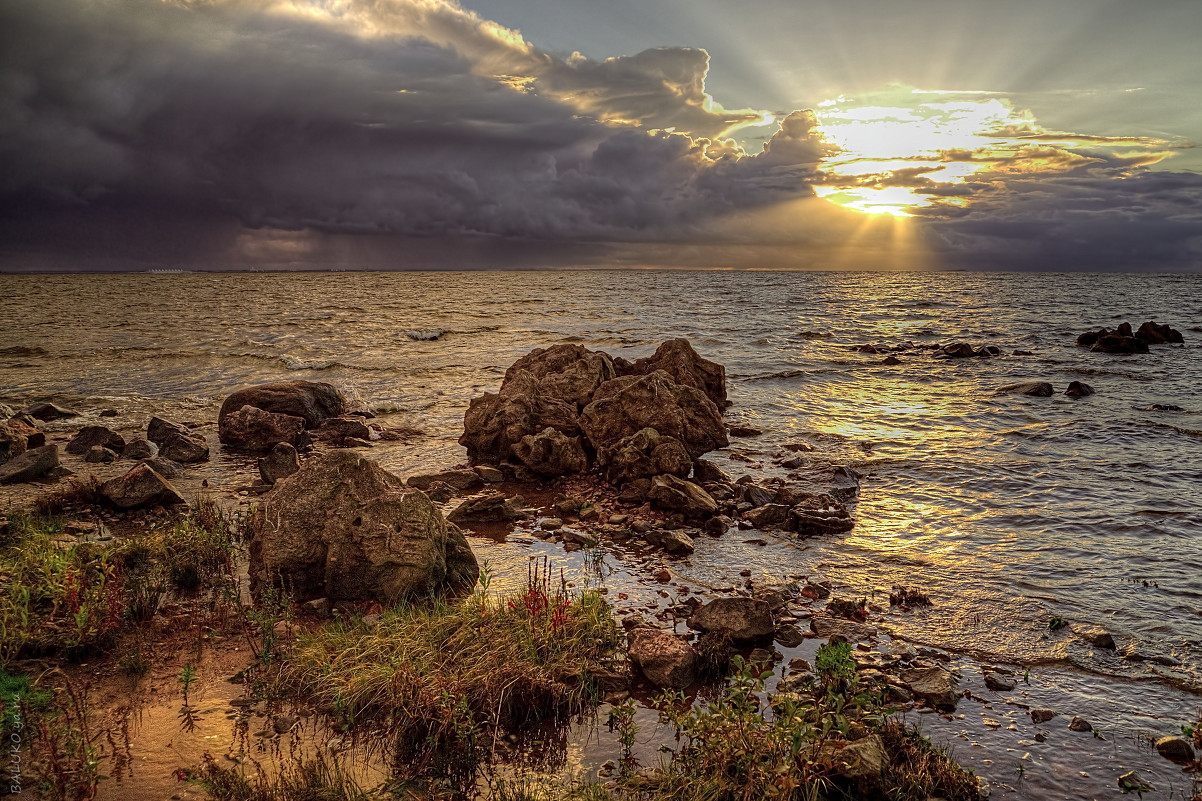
[810,91,1031,216]
[807,88,1170,217]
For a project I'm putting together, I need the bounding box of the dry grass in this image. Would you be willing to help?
[262,561,621,780]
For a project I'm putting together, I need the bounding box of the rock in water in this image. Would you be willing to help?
[1135,320,1184,345]
[148,417,210,463]
[688,597,774,641]
[0,445,59,484]
[22,402,79,421]
[258,442,300,484]
[1092,334,1148,354]
[581,371,728,460]
[1064,381,1095,398]
[219,405,309,452]
[460,370,580,462]
[250,451,478,603]
[626,339,729,410]
[627,628,698,689]
[122,438,158,460]
[147,417,190,446]
[512,427,589,476]
[406,469,484,493]
[101,463,186,508]
[1154,735,1195,761]
[85,446,118,463]
[219,381,347,429]
[899,666,960,712]
[66,426,126,455]
[447,493,522,524]
[648,474,718,517]
[314,416,373,443]
[139,457,184,479]
[998,381,1054,397]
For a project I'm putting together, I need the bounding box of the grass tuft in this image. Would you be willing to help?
[262,560,621,783]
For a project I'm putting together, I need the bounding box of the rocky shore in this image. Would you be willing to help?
[1,333,1199,801]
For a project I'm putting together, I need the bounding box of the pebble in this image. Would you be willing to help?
[1067,715,1092,732]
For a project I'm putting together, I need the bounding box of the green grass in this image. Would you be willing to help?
[0,505,237,662]
[262,561,622,782]
[633,646,980,801]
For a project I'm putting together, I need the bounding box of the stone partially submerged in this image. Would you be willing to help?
[219,380,348,429]
[250,451,479,603]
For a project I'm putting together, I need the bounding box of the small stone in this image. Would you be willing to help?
[1030,708,1056,724]
[1067,716,1092,732]
[1117,770,1153,793]
[84,445,119,463]
[472,465,505,483]
[983,670,1017,692]
[1154,735,1195,761]
[1076,626,1115,649]
[540,517,564,531]
[122,438,158,460]
[272,715,298,734]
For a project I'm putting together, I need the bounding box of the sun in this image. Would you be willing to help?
[810,89,1032,216]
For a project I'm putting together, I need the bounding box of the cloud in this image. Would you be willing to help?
[0,0,1198,271]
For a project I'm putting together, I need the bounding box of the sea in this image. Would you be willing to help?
[1,269,1199,799]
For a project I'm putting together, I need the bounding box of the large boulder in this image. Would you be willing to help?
[250,451,479,603]
[628,628,698,689]
[512,427,589,476]
[501,344,616,408]
[460,371,580,462]
[0,444,59,484]
[598,428,692,484]
[66,426,126,456]
[648,474,718,518]
[219,405,309,453]
[627,339,728,410]
[101,463,186,508]
[0,423,28,466]
[219,381,347,429]
[581,371,728,460]
[688,597,774,641]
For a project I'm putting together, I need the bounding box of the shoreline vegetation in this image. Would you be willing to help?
[1,336,1199,800]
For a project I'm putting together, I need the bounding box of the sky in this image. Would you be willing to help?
[0,0,1200,272]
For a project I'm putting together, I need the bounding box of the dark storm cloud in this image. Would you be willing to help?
[915,163,1202,270]
[0,0,1199,271]
[0,0,829,258]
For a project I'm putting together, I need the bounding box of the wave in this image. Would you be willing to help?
[405,329,445,341]
[0,346,49,357]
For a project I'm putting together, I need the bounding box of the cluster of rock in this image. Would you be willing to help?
[218,380,350,452]
[1076,321,1184,354]
[853,341,1026,364]
[0,405,59,484]
[997,380,1095,398]
[626,586,961,719]
[249,450,479,604]
[455,341,857,540]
